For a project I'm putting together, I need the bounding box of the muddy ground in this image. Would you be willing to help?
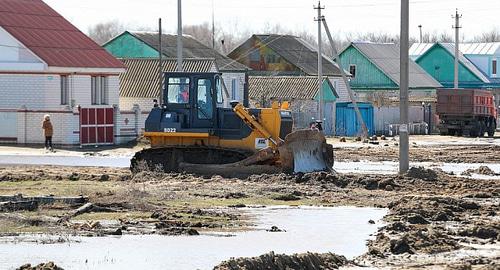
[1,136,500,269]
[332,136,500,163]
[0,162,498,269]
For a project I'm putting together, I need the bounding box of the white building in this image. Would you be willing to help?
[0,0,126,145]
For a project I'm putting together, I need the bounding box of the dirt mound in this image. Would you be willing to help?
[387,196,480,223]
[458,225,500,240]
[213,251,348,270]
[17,262,63,270]
[370,227,460,256]
[405,167,438,181]
[461,166,498,176]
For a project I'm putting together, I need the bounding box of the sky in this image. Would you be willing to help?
[44,0,500,40]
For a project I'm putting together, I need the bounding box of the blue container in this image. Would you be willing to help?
[335,102,374,137]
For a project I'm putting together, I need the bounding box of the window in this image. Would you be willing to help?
[167,77,190,104]
[493,59,497,76]
[349,65,357,79]
[91,76,109,105]
[197,79,213,120]
[215,76,223,104]
[266,54,278,63]
[231,78,237,100]
[60,75,69,105]
[249,50,260,62]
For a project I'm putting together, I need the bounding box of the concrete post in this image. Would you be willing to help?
[17,105,27,144]
[113,104,119,145]
[399,0,410,173]
[133,104,141,137]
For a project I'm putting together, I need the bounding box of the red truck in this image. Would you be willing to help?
[437,88,497,137]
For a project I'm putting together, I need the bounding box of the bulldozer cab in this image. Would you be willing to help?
[163,72,223,129]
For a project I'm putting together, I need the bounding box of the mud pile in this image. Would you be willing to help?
[17,262,63,270]
[461,165,499,176]
[405,167,438,181]
[0,166,129,182]
[213,251,348,270]
[368,195,499,258]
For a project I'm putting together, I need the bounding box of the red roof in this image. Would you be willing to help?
[0,0,125,69]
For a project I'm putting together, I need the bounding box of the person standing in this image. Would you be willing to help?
[42,114,53,151]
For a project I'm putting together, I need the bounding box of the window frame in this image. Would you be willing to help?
[492,59,497,76]
[91,76,98,105]
[215,76,223,104]
[349,64,357,79]
[231,78,237,101]
[91,76,109,105]
[60,75,69,105]
[167,77,191,104]
[196,78,213,120]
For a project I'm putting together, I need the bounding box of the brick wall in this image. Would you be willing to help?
[0,73,122,145]
[120,97,154,111]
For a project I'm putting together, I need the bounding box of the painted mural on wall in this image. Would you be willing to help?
[231,39,299,73]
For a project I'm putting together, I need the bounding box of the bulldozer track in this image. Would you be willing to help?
[130,146,254,173]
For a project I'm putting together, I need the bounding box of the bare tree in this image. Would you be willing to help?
[472,28,500,42]
[184,22,214,49]
[88,20,125,45]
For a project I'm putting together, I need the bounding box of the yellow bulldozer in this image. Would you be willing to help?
[130,72,333,175]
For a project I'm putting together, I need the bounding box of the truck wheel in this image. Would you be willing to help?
[456,129,463,136]
[487,119,496,137]
[448,129,456,136]
[479,123,486,137]
[469,130,478,138]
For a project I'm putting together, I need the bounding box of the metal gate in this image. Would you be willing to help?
[80,108,114,145]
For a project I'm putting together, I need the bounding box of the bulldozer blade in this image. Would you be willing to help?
[279,130,334,173]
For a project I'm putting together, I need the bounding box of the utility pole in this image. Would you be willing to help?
[322,18,368,138]
[418,25,423,43]
[452,9,462,89]
[177,0,183,72]
[314,1,324,123]
[158,18,163,104]
[400,0,410,174]
[212,0,215,49]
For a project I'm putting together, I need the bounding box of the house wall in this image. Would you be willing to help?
[329,77,350,102]
[221,72,246,104]
[416,46,483,87]
[103,32,159,58]
[0,74,121,145]
[0,26,45,72]
[249,98,336,136]
[339,45,398,89]
[227,38,300,73]
[467,55,490,76]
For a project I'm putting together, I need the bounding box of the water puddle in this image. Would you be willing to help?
[0,206,387,270]
[335,161,500,179]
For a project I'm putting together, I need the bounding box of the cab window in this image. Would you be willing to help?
[215,76,223,104]
[197,79,213,120]
[167,77,190,104]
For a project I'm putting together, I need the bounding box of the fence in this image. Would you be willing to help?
[386,122,429,136]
